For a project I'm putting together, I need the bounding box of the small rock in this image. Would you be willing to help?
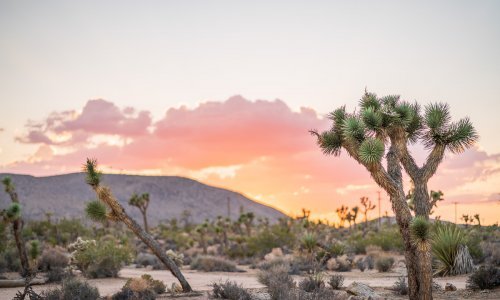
[347,282,381,298]
[445,283,457,291]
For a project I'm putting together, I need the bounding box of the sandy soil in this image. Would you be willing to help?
[1,265,499,299]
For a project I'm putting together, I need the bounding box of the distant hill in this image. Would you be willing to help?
[0,173,286,225]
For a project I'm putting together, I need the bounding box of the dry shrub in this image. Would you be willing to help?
[211,281,252,300]
[375,256,394,272]
[190,256,242,272]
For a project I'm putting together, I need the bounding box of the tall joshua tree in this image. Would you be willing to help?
[83,159,192,292]
[129,193,150,233]
[311,91,477,300]
[360,196,376,228]
[1,177,30,276]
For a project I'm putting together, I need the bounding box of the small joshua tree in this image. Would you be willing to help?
[83,158,192,292]
[360,196,376,229]
[311,91,478,300]
[336,205,349,228]
[129,193,150,233]
[473,214,481,226]
[1,177,31,276]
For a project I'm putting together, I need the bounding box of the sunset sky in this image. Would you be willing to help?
[1,1,499,224]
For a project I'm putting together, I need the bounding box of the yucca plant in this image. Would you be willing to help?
[311,91,478,300]
[301,232,318,254]
[431,223,474,276]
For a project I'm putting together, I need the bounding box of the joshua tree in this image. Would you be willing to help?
[128,192,150,233]
[1,177,30,276]
[473,214,481,226]
[351,206,359,228]
[461,214,474,227]
[346,211,354,229]
[238,212,255,236]
[83,159,192,292]
[180,209,192,230]
[335,205,349,227]
[195,221,209,255]
[311,91,477,300]
[360,196,376,228]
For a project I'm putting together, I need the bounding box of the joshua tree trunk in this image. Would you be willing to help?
[3,181,30,277]
[12,219,30,277]
[141,210,149,233]
[93,186,192,292]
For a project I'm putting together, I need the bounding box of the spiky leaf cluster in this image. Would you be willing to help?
[358,138,385,164]
[85,200,107,222]
[84,158,101,188]
[410,216,430,251]
[445,117,478,154]
[6,203,21,220]
[342,116,365,143]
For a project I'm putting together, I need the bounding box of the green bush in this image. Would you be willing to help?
[246,225,296,257]
[42,277,99,300]
[70,238,133,278]
[375,256,394,272]
[190,256,242,272]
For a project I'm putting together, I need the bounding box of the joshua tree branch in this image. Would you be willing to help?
[422,144,446,181]
[390,129,421,180]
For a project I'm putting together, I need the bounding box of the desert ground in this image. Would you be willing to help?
[1,264,499,299]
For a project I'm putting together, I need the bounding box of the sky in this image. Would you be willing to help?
[0,1,499,224]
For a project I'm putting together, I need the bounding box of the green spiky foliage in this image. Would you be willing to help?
[85,200,108,223]
[359,138,385,164]
[2,177,14,193]
[6,203,22,220]
[29,240,40,260]
[301,232,318,253]
[431,223,466,276]
[84,158,101,188]
[410,216,430,251]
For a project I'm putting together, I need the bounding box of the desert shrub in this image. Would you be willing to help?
[42,277,99,300]
[257,265,296,300]
[70,238,133,278]
[135,252,162,269]
[328,274,344,289]
[112,287,156,300]
[115,277,158,300]
[211,281,252,300]
[393,276,408,295]
[255,257,289,271]
[38,246,70,282]
[367,227,404,252]
[139,274,166,294]
[298,273,324,292]
[465,230,483,261]
[334,255,352,272]
[432,223,474,276]
[483,242,500,266]
[346,232,369,254]
[246,225,296,257]
[165,249,184,267]
[466,266,500,290]
[190,256,242,272]
[375,256,394,272]
[0,243,21,272]
[355,257,366,271]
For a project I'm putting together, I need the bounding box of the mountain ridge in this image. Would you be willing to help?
[0,172,286,224]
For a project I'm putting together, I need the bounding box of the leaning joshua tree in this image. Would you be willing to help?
[83,159,192,292]
[1,177,31,277]
[311,91,477,300]
[128,192,150,233]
